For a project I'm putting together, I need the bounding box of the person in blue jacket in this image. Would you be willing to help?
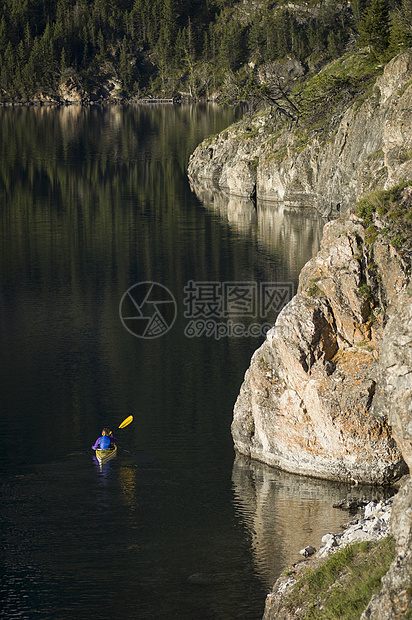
[92,427,117,450]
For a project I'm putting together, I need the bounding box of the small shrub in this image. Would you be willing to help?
[355,181,412,251]
[357,198,375,226]
[358,283,373,300]
[365,225,378,244]
[399,149,412,163]
[367,148,384,161]
[243,127,258,139]
[307,281,323,297]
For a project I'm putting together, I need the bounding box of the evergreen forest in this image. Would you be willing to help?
[1,0,412,101]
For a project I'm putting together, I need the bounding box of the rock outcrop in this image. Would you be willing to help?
[232,206,410,484]
[253,253,412,618]
[359,289,412,619]
[257,255,412,618]
[0,70,124,106]
[58,77,86,103]
[58,73,123,104]
[188,52,412,217]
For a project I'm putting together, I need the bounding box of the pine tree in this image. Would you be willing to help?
[351,0,365,25]
[218,17,245,71]
[174,27,186,66]
[184,18,197,96]
[0,54,10,94]
[290,16,306,60]
[97,28,104,56]
[276,10,293,58]
[4,41,16,74]
[22,55,35,94]
[160,0,177,56]
[389,0,412,53]
[248,13,264,62]
[358,0,390,54]
[307,19,326,56]
[119,35,131,92]
[0,16,7,55]
[17,38,25,69]
[60,46,67,72]
[327,30,340,58]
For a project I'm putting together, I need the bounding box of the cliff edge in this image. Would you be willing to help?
[222,52,412,484]
[188,52,412,218]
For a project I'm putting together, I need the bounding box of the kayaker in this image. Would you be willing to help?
[92,428,117,451]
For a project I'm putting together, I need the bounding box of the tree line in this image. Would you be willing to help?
[0,0,412,101]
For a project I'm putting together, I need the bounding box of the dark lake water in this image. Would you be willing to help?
[0,104,374,619]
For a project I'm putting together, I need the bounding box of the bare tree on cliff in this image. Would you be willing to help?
[221,65,302,126]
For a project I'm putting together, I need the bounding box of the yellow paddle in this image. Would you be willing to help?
[117,415,134,430]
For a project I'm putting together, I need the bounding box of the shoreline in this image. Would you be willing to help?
[262,482,407,619]
[0,95,217,108]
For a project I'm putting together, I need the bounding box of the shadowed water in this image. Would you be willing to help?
[0,103,366,620]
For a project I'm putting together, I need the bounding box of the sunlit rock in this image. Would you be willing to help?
[188,53,412,217]
[232,216,408,484]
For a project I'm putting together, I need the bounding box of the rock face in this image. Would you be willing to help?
[258,277,412,618]
[359,291,412,619]
[374,285,412,471]
[58,74,123,104]
[58,77,86,103]
[188,53,412,217]
[232,211,409,484]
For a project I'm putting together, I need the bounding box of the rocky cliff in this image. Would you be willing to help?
[231,206,410,484]
[359,287,412,618]
[260,279,412,618]
[188,52,412,218]
[188,51,412,617]
[189,51,412,486]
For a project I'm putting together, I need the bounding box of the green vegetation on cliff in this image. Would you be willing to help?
[356,181,412,249]
[283,537,396,619]
[1,0,412,102]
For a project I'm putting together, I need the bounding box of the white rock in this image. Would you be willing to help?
[364,501,378,519]
[343,529,373,544]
